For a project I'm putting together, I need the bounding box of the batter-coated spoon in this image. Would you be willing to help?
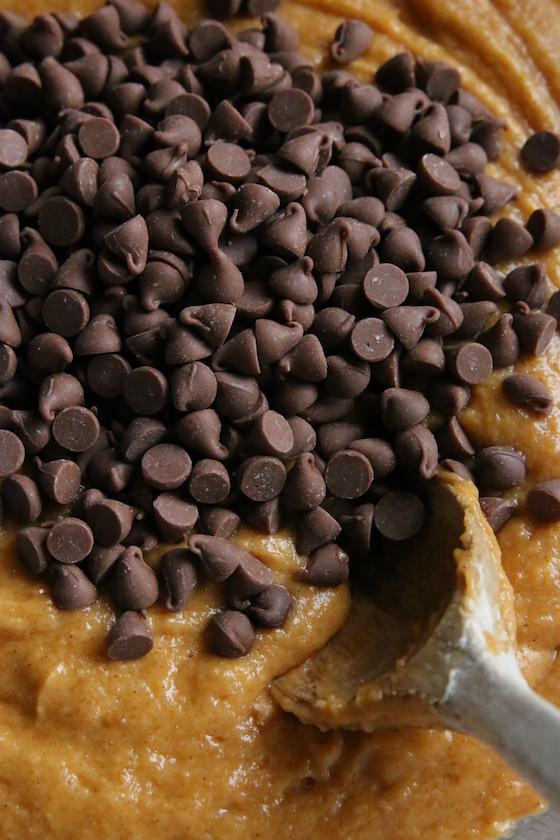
[273,471,560,806]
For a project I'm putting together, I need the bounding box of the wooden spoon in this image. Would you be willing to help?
[273,470,560,806]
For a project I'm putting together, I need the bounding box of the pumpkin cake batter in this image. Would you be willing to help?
[0,0,560,838]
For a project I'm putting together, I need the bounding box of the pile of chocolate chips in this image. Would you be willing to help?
[1,0,560,661]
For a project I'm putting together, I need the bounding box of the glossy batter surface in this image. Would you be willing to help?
[1,1,560,837]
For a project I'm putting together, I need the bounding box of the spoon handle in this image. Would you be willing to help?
[440,656,560,808]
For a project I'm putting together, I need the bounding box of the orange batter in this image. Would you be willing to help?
[0,1,559,838]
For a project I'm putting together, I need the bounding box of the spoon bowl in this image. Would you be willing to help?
[273,471,560,805]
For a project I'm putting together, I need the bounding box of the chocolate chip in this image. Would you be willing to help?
[527,480,560,522]
[37,459,81,504]
[207,610,255,658]
[18,230,57,295]
[268,88,314,132]
[52,406,100,452]
[504,265,548,309]
[84,543,123,584]
[243,410,292,458]
[353,438,396,480]
[453,300,498,340]
[230,183,280,233]
[325,449,374,500]
[153,492,198,542]
[396,425,439,480]
[278,131,332,177]
[521,131,560,173]
[0,171,38,212]
[80,5,127,51]
[304,166,352,226]
[239,497,279,535]
[0,428,25,476]
[28,333,73,376]
[51,564,97,610]
[436,416,475,460]
[196,507,237,541]
[107,611,153,660]
[479,496,517,533]
[445,143,486,176]
[376,51,416,92]
[446,342,493,385]
[323,356,369,398]
[376,91,425,135]
[412,102,451,154]
[417,153,460,195]
[295,505,340,555]
[0,215,21,260]
[43,289,90,337]
[381,387,430,431]
[284,452,326,511]
[111,545,159,610]
[118,417,165,463]
[124,366,168,415]
[486,218,533,265]
[303,543,349,585]
[188,533,241,581]
[196,250,244,304]
[418,60,459,102]
[423,288,464,337]
[350,317,394,362]
[87,499,135,547]
[285,416,316,459]
[527,208,560,252]
[374,490,425,540]
[141,443,191,490]
[0,342,16,384]
[503,373,552,414]
[247,583,292,627]
[463,263,505,304]
[86,353,130,399]
[159,548,198,612]
[474,446,526,490]
[47,517,94,564]
[189,459,230,504]
[331,19,372,64]
[446,104,472,145]
[38,196,85,247]
[2,474,42,523]
[181,198,227,252]
[259,14,296,52]
[474,174,517,214]
[0,128,28,168]
[87,447,133,494]
[548,290,560,326]
[472,119,503,161]
[480,313,519,367]
[376,306,428,353]
[423,195,470,231]
[226,550,274,601]
[238,455,286,502]
[363,263,409,310]
[513,306,556,356]
[75,314,122,357]
[427,230,474,281]
[207,142,251,183]
[11,411,51,455]
[169,362,216,413]
[16,525,50,576]
[175,408,227,460]
[402,338,445,377]
[429,381,471,418]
